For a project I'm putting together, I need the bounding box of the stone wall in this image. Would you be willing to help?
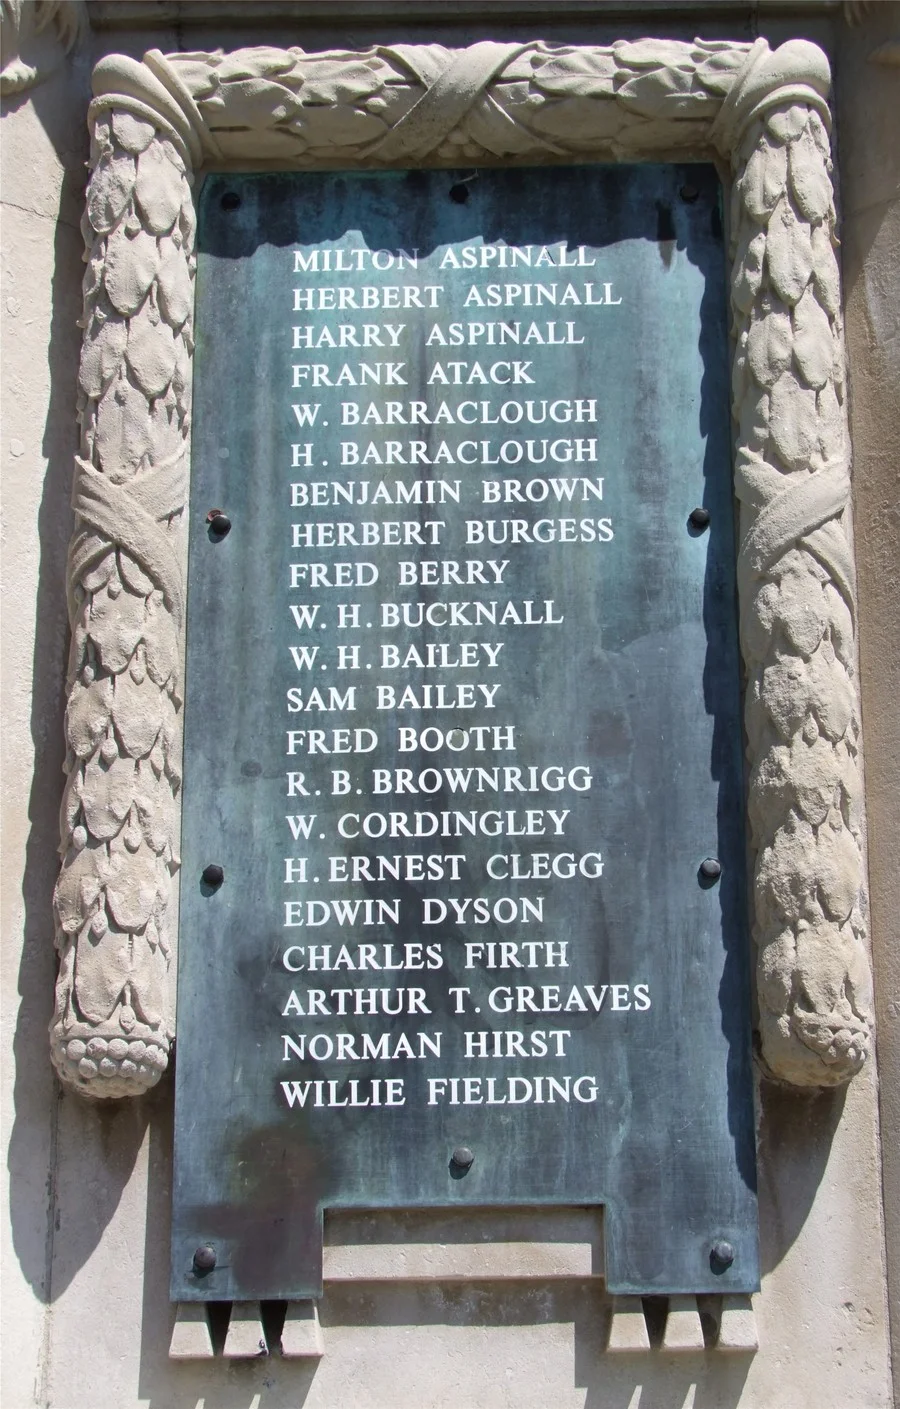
[1,4,896,1406]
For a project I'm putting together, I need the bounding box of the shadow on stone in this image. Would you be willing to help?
[756,1075,847,1276]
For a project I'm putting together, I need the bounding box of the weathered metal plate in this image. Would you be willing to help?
[172,165,758,1302]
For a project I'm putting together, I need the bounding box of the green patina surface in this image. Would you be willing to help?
[172,165,758,1301]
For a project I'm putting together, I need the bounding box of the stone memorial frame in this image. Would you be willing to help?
[51,34,873,1103]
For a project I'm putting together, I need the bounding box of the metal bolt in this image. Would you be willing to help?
[710,1239,735,1270]
[699,857,722,882]
[451,1146,474,1170]
[680,183,699,202]
[193,1243,217,1274]
[688,506,710,530]
[202,864,224,887]
[207,509,231,536]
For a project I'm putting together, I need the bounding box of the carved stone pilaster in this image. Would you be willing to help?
[50,65,201,1097]
[712,40,872,1084]
[54,37,871,1096]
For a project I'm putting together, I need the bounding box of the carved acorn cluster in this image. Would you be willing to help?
[730,102,871,1084]
[51,111,195,1098]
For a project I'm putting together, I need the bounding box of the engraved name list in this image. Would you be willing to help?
[279,227,638,1111]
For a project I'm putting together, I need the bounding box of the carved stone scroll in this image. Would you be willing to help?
[53,36,872,1096]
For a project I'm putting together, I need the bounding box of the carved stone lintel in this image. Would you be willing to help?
[54,36,872,1096]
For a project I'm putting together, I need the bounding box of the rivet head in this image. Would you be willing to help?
[688,506,710,530]
[202,864,224,887]
[207,509,231,536]
[451,1146,474,1170]
[699,857,722,882]
[710,1239,735,1271]
[193,1243,217,1274]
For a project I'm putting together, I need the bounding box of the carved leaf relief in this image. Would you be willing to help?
[53,36,870,1097]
